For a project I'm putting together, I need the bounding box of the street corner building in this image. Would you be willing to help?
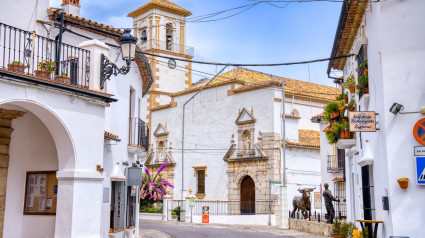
[0,0,154,237]
[317,0,425,237]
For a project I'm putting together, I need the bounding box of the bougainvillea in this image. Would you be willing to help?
[140,161,174,201]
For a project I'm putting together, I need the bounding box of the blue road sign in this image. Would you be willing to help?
[415,157,425,185]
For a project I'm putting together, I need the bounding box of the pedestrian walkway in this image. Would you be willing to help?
[139,219,326,238]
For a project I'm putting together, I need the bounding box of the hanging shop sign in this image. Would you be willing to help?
[415,157,425,185]
[349,111,376,132]
[413,118,425,146]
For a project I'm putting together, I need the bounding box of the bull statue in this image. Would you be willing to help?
[291,187,315,219]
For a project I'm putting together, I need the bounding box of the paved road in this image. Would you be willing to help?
[139,220,324,238]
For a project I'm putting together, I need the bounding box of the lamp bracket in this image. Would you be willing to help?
[100,54,131,89]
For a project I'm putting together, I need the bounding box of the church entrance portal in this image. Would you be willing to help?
[240,176,255,214]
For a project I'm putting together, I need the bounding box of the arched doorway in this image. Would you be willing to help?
[240,176,255,214]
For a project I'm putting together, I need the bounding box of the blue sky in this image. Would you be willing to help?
[50,0,342,87]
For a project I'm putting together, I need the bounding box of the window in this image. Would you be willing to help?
[110,181,125,232]
[165,23,173,50]
[334,181,346,219]
[126,186,137,228]
[197,170,205,194]
[140,30,147,43]
[24,171,58,215]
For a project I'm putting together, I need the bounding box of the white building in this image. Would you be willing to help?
[0,0,153,237]
[325,0,425,237]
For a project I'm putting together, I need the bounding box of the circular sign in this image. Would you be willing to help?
[413,118,425,146]
[168,59,176,69]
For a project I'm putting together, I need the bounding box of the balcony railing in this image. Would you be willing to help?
[0,22,90,88]
[139,39,194,57]
[327,155,344,172]
[129,117,149,150]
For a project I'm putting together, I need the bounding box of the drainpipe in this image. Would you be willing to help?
[55,10,65,76]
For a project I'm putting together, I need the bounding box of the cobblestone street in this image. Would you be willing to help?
[139,220,326,238]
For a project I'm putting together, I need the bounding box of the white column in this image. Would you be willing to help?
[77,40,111,91]
[163,195,172,221]
[55,171,104,238]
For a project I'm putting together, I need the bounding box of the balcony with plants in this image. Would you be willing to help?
[322,92,357,149]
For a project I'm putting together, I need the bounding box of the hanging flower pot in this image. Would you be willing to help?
[397,178,409,189]
[348,86,355,93]
[344,97,348,104]
[365,87,369,94]
[330,111,339,119]
[34,70,52,78]
[364,69,368,76]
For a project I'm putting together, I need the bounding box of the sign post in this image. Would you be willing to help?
[189,197,195,223]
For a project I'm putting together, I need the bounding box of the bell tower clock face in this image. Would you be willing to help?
[168,59,176,69]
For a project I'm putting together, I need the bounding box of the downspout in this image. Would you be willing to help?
[55,10,65,76]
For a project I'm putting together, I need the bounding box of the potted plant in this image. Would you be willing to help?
[336,92,349,104]
[347,99,357,111]
[35,60,56,78]
[171,206,181,221]
[359,59,368,75]
[326,121,341,144]
[356,75,369,95]
[397,178,409,189]
[55,72,70,83]
[340,222,358,238]
[338,100,346,114]
[339,121,351,139]
[325,102,340,119]
[332,219,342,238]
[342,75,356,93]
[8,61,26,73]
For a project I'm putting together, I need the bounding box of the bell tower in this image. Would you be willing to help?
[128,0,194,133]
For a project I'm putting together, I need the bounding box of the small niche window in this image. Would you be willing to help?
[140,30,147,43]
[165,23,173,50]
[24,171,58,215]
[242,130,251,152]
[110,181,125,232]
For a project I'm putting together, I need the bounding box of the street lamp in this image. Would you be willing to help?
[100,29,138,89]
[389,103,403,115]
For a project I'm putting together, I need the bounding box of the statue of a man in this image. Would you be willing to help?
[322,183,339,223]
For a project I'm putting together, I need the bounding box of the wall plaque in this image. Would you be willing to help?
[349,111,376,132]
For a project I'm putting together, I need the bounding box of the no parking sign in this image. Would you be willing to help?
[415,157,425,185]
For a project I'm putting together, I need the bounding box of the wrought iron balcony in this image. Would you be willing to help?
[139,39,194,57]
[327,155,344,173]
[129,117,149,151]
[0,22,90,88]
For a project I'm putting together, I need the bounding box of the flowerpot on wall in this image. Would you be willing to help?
[364,69,368,75]
[340,130,350,139]
[339,109,345,114]
[348,86,355,93]
[333,234,342,238]
[330,111,339,119]
[364,87,369,94]
[8,63,26,73]
[34,70,51,78]
[397,178,409,189]
[344,97,348,104]
[55,75,70,84]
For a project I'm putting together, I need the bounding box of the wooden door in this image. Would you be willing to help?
[240,176,255,214]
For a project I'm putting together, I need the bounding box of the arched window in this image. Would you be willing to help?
[165,23,173,50]
[140,30,147,43]
[157,141,165,162]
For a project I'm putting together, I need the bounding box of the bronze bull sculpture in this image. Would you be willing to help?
[291,187,315,219]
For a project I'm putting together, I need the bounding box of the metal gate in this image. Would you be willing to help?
[166,200,186,222]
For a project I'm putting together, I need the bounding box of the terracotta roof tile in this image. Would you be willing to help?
[173,68,340,101]
[48,8,124,36]
[287,129,320,149]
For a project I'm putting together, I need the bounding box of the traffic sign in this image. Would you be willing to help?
[415,157,425,185]
[413,118,425,146]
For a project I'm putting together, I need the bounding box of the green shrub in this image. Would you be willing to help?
[332,219,341,234]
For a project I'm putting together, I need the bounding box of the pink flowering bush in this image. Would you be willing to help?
[140,161,174,201]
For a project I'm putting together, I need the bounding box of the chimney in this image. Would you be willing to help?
[62,0,80,16]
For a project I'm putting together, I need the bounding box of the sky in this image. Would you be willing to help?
[50,0,342,87]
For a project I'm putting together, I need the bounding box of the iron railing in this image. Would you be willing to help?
[327,155,344,172]
[0,22,90,87]
[129,117,149,150]
[140,39,194,57]
[289,210,346,224]
[192,200,276,215]
[334,181,347,220]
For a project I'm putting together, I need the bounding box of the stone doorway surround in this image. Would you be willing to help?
[0,108,26,238]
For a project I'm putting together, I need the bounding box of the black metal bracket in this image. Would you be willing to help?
[100,54,131,89]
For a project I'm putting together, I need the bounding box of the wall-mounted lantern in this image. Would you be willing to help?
[100,29,138,89]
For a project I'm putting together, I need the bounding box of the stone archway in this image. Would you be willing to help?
[0,100,77,238]
[240,175,255,214]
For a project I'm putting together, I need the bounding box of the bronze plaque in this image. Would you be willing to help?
[349,111,376,132]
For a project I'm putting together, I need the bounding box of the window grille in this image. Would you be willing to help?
[126,186,137,228]
[334,181,347,219]
[110,181,125,231]
[197,170,205,194]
